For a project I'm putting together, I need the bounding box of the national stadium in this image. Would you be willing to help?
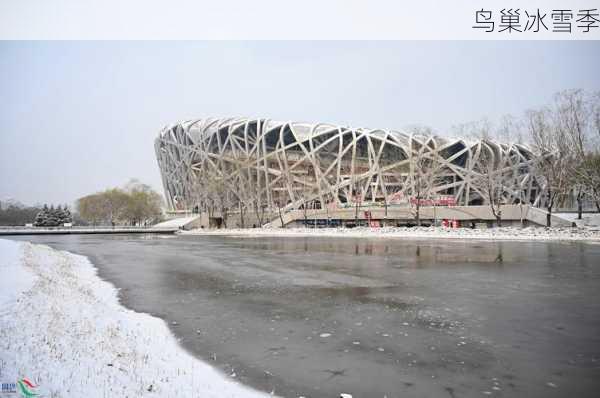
[155,117,566,228]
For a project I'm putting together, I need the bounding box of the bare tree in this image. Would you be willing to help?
[122,179,164,226]
[274,171,293,228]
[352,176,363,226]
[76,187,141,226]
[252,201,265,227]
[556,90,600,216]
[407,131,446,226]
[506,164,532,228]
[575,91,600,212]
[451,118,494,141]
[297,173,319,227]
[593,91,600,141]
[226,174,250,229]
[577,153,600,212]
[553,89,592,219]
[102,189,130,227]
[231,190,247,228]
[239,201,246,228]
[194,172,217,219]
[77,194,104,226]
[204,171,231,228]
[249,170,268,227]
[526,107,573,227]
[496,114,525,144]
[470,142,507,227]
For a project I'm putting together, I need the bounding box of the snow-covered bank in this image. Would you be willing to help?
[555,212,600,228]
[182,226,600,242]
[0,239,270,398]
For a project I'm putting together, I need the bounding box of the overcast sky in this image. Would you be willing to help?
[1,41,599,206]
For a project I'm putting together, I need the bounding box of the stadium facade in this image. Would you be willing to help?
[155,117,545,227]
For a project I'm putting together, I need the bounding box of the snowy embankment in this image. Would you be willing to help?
[0,239,271,398]
[183,226,600,242]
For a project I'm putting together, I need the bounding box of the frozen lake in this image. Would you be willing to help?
[11,234,600,398]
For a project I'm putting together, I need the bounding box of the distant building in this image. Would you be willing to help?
[155,117,544,226]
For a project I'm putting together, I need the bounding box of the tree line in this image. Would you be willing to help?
[0,201,44,226]
[76,179,164,226]
[452,89,600,226]
[0,201,74,227]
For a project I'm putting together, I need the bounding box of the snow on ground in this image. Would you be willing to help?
[555,212,600,228]
[0,239,34,313]
[152,215,200,229]
[183,226,600,242]
[0,239,271,398]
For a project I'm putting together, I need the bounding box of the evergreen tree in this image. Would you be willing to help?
[63,204,72,223]
[34,205,46,227]
[45,205,60,227]
[33,204,68,227]
[55,206,66,224]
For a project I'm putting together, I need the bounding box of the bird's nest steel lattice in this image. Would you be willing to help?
[155,117,543,215]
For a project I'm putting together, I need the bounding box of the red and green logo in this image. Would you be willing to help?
[17,378,38,397]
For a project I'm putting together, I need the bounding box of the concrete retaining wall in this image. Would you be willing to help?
[266,205,574,228]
